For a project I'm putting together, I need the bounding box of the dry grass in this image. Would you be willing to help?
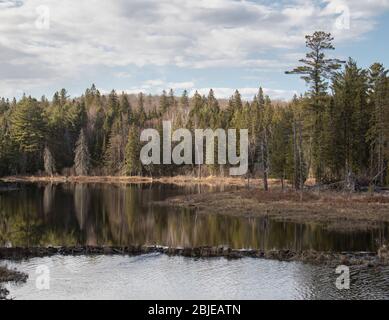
[0,175,285,188]
[4,175,389,232]
[159,189,389,232]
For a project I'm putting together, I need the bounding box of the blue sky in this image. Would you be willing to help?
[1,0,389,101]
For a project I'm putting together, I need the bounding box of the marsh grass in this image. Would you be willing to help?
[158,188,389,232]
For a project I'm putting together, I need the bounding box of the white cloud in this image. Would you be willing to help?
[105,85,296,100]
[114,71,132,79]
[104,79,195,95]
[190,87,297,101]
[0,0,388,97]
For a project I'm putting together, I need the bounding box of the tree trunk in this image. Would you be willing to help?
[298,123,304,192]
[293,119,298,190]
[261,129,269,191]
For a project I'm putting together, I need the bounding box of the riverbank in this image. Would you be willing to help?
[1,245,388,267]
[156,189,389,232]
[0,175,279,188]
[3,175,389,232]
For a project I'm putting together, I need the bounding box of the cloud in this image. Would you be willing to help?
[0,0,388,97]
[114,71,132,79]
[103,79,195,95]
[107,85,296,101]
[190,87,297,101]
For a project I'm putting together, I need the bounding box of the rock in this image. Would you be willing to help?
[103,247,113,254]
[222,247,232,256]
[228,251,243,259]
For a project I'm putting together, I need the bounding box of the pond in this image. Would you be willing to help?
[3,254,389,300]
[1,182,389,300]
[0,182,387,251]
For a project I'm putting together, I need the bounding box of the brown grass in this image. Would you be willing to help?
[4,175,389,232]
[158,189,389,232]
[0,175,284,188]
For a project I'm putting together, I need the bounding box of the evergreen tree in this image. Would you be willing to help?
[136,93,147,126]
[120,93,132,123]
[331,58,370,183]
[270,106,293,189]
[159,90,169,114]
[367,63,389,185]
[104,119,127,175]
[60,88,68,107]
[10,97,46,154]
[286,31,345,181]
[125,125,142,176]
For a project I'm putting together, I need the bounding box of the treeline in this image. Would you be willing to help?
[0,31,388,189]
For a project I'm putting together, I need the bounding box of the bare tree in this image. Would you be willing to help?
[43,146,56,176]
[74,129,90,176]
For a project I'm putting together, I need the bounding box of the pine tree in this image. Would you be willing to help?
[136,93,147,126]
[104,120,127,175]
[286,31,345,182]
[10,96,46,154]
[120,93,132,123]
[159,90,169,114]
[52,92,60,107]
[59,88,68,107]
[331,58,370,184]
[168,89,176,109]
[125,125,142,176]
[230,90,243,128]
[367,63,389,185]
[178,90,190,128]
[270,106,293,189]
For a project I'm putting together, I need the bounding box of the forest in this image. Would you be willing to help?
[0,31,388,190]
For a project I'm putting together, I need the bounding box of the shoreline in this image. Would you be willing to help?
[1,244,388,299]
[0,245,387,267]
[0,175,272,188]
[3,175,389,232]
[156,189,389,232]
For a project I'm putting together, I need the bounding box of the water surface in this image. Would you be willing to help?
[3,254,389,300]
[1,182,388,251]
[2,182,389,300]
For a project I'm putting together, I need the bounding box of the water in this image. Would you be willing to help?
[3,254,389,300]
[1,182,389,300]
[0,182,388,251]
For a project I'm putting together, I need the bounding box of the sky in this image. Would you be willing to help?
[1,0,389,101]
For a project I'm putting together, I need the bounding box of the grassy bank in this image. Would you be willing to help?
[0,175,286,188]
[157,189,389,232]
[3,175,389,232]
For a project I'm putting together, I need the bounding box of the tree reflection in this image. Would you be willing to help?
[0,183,388,251]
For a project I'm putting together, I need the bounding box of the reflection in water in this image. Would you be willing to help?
[0,183,388,251]
[43,184,56,217]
